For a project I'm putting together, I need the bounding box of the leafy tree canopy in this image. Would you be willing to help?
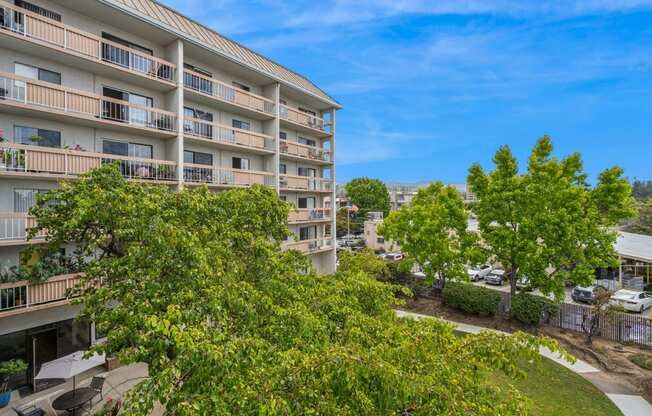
[632,179,652,201]
[380,182,479,287]
[338,248,389,281]
[467,136,636,300]
[622,199,652,236]
[30,164,566,415]
[345,177,391,217]
[336,207,362,237]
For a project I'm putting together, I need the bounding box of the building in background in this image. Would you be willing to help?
[0,0,339,391]
[387,182,476,210]
[363,212,399,252]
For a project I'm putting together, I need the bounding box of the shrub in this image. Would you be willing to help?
[442,282,501,316]
[511,292,560,328]
[387,258,413,280]
[629,353,652,370]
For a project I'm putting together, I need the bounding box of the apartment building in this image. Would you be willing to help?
[388,182,476,210]
[0,0,339,391]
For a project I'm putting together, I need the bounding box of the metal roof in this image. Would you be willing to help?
[102,0,340,107]
[616,232,652,263]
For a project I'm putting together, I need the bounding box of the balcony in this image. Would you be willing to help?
[283,237,333,254]
[0,142,178,182]
[280,174,333,193]
[0,213,46,246]
[280,140,331,164]
[184,164,274,188]
[0,72,177,137]
[279,105,331,137]
[0,2,176,89]
[288,208,332,224]
[184,70,275,119]
[0,273,82,318]
[184,118,274,154]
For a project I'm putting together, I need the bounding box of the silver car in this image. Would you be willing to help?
[467,264,492,282]
[485,269,506,286]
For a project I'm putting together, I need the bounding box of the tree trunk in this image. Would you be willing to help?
[509,267,517,297]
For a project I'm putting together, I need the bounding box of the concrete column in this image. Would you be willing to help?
[328,108,337,272]
[262,82,281,193]
[165,39,184,187]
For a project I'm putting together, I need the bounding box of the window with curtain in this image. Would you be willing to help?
[232,157,250,170]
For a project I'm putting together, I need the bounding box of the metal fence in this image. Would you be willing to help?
[496,291,652,347]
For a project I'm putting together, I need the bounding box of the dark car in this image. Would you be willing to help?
[571,285,608,304]
[485,269,506,286]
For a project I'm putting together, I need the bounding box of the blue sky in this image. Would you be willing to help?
[162,0,652,184]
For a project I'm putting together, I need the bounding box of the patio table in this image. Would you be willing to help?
[52,387,96,415]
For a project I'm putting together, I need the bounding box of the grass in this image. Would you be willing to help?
[489,355,622,416]
[629,353,652,370]
[454,331,622,416]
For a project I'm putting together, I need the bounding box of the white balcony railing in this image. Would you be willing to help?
[0,142,178,182]
[183,164,274,187]
[0,72,177,132]
[287,208,332,223]
[0,1,176,82]
[280,140,330,162]
[279,174,333,192]
[183,70,275,115]
[279,105,329,132]
[184,117,274,151]
[283,237,333,254]
[0,274,82,315]
[0,213,46,243]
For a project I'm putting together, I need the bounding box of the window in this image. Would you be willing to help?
[184,150,213,166]
[14,126,61,148]
[279,99,287,105]
[299,226,316,241]
[298,197,315,209]
[15,63,61,85]
[184,106,213,137]
[279,195,287,202]
[184,106,213,122]
[298,167,316,177]
[102,87,153,124]
[377,237,385,244]
[279,131,287,140]
[279,163,287,174]
[299,107,316,116]
[184,63,212,78]
[102,32,153,55]
[183,63,213,94]
[232,81,250,92]
[15,0,61,22]
[299,137,316,147]
[232,119,250,131]
[232,157,250,170]
[14,188,48,213]
[102,140,153,159]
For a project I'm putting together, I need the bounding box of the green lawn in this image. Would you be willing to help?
[488,355,622,416]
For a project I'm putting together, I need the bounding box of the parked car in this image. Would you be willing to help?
[516,276,533,291]
[609,290,652,313]
[467,264,492,282]
[485,269,506,286]
[384,252,404,262]
[571,284,608,304]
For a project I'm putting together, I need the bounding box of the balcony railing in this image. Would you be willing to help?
[0,72,177,132]
[183,69,275,116]
[0,213,46,243]
[0,2,176,82]
[0,273,82,316]
[184,117,274,151]
[288,208,332,223]
[280,140,330,162]
[0,142,178,181]
[279,105,329,132]
[279,174,333,192]
[183,164,274,187]
[283,237,333,254]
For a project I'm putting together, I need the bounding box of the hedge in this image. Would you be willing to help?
[442,282,501,316]
[511,292,560,327]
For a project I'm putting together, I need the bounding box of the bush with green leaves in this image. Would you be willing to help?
[442,282,501,316]
[511,293,560,328]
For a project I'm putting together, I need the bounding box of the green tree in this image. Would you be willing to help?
[468,136,636,300]
[338,248,389,280]
[380,182,477,288]
[28,164,568,415]
[622,199,652,236]
[345,177,391,217]
[336,207,361,237]
[632,179,652,201]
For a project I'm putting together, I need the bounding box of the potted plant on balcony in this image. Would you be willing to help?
[0,359,28,407]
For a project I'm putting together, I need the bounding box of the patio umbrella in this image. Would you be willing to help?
[34,351,105,393]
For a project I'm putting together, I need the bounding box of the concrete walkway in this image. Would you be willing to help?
[396,309,652,416]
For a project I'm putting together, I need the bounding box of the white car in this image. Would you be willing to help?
[467,264,492,282]
[384,253,404,261]
[610,290,652,313]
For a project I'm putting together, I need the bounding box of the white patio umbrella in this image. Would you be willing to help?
[34,351,106,393]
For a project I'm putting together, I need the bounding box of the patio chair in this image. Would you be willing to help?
[11,405,45,416]
[90,376,106,405]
